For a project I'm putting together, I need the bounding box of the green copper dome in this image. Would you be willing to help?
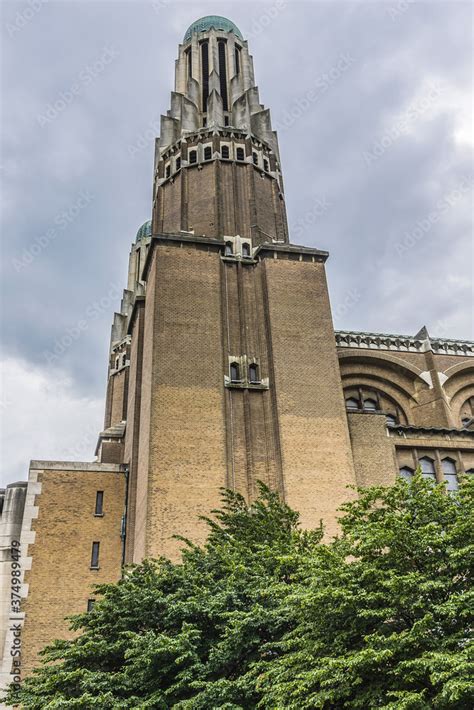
[136,219,151,242]
[183,16,243,44]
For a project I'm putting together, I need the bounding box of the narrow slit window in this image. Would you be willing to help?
[235,46,241,74]
[218,40,228,111]
[87,599,95,612]
[230,362,240,382]
[189,150,197,164]
[176,156,181,171]
[185,47,192,79]
[165,164,171,179]
[90,541,100,569]
[221,145,230,159]
[95,491,104,516]
[236,147,245,161]
[204,146,212,161]
[249,363,259,383]
[224,115,229,126]
[252,152,258,166]
[201,41,209,111]
[263,158,269,172]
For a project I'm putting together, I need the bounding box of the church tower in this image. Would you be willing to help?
[98,16,358,562]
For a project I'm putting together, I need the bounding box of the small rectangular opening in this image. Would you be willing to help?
[90,541,100,569]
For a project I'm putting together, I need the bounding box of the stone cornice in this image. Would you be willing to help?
[335,330,474,357]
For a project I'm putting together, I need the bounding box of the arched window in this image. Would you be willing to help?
[236,147,245,161]
[230,362,240,382]
[224,241,233,256]
[249,363,259,383]
[386,414,397,426]
[221,145,230,159]
[189,150,197,164]
[442,458,459,492]
[363,398,377,412]
[399,466,414,482]
[419,457,436,481]
[252,151,258,166]
[242,243,251,258]
[345,397,359,411]
[204,146,212,161]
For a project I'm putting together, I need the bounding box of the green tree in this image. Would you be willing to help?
[4,477,473,709]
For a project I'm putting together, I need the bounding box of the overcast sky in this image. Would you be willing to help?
[1,0,472,487]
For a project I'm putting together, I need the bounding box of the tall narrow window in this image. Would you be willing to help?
[176,156,181,171]
[165,164,171,179]
[224,115,229,126]
[442,458,459,492]
[252,151,258,166]
[224,241,233,256]
[95,491,104,516]
[189,150,197,164]
[419,457,436,482]
[201,41,209,111]
[235,45,241,74]
[242,242,251,258]
[221,145,230,159]
[90,542,100,569]
[87,599,95,612]
[185,47,192,80]
[230,362,240,382]
[204,146,212,161]
[263,158,269,172]
[399,466,414,482]
[249,363,259,383]
[218,40,228,111]
[236,147,245,161]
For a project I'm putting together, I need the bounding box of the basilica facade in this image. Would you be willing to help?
[1,16,473,688]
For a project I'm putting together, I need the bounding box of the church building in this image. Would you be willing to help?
[1,16,473,688]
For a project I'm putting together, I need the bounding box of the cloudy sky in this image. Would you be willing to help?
[1,0,472,487]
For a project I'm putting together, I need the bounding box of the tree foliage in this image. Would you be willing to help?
[5,477,474,709]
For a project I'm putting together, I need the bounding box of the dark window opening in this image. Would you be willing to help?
[386,413,397,426]
[235,46,241,74]
[242,242,251,258]
[221,145,230,159]
[249,363,259,383]
[252,152,258,166]
[224,241,233,256]
[419,457,436,481]
[90,541,100,569]
[224,115,229,126]
[363,398,377,412]
[230,362,240,382]
[263,158,269,172]
[399,466,414,482]
[185,47,192,79]
[201,41,209,111]
[87,599,96,612]
[204,146,212,161]
[218,40,228,111]
[165,164,171,179]
[95,491,104,516]
[189,150,197,164]
[236,147,245,161]
[345,397,359,410]
[176,156,181,171]
[202,116,207,127]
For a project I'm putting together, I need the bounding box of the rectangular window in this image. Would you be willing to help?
[204,146,212,160]
[189,150,197,164]
[95,491,104,516]
[176,156,181,171]
[236,147,245,161]
[201,41,209,111]
[87,599,95,612]
[235,46,241,75]
[90,541,100,569]
[218,40,228,111]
